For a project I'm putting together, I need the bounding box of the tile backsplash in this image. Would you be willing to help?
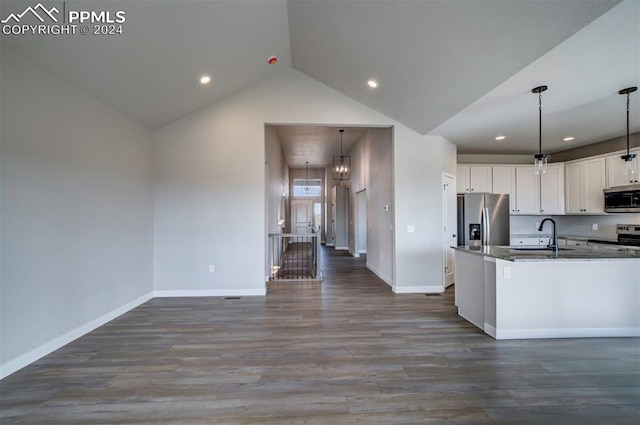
[510,214,640,238]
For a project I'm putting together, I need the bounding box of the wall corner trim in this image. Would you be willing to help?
[366,263,393,287]
[0,292,154,380]
[393,285,444,294]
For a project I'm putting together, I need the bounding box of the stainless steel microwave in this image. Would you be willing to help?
[604,185,640,213]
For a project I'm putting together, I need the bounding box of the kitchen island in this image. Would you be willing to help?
[453,245,640,340]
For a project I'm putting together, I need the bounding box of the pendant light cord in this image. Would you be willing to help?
[538,91,543,156]
[626,91,630,156]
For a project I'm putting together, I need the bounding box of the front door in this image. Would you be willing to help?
[291,200,313,234]
[443,174,457,288]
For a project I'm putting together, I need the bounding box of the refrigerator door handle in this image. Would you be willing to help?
[484,207,491,244]
[480,207,487,245]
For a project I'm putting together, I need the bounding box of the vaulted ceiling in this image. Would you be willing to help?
[1,0,634,162]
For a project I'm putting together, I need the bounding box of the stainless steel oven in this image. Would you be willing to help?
[589,224,640,247]
[603,185,640,213]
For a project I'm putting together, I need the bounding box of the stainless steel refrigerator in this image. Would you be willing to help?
[457,193,510,246]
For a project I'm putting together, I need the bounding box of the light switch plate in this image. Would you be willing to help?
[592,223,598,231]
[407,225,415,233]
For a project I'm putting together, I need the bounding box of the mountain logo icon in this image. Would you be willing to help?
[1,3,59,24]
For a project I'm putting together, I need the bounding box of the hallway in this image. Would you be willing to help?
[1,248,639,424]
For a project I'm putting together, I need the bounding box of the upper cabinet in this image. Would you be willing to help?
[607,148,640,187]
[514,165,539,214]
[539,164,565,215]
[456,165,492,193]
[492,166,516,214]
[565,157,606,214]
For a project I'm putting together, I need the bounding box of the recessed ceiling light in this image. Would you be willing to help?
[367,79,378,88]
[495,135,506,141]
[199,75,211,85]
[563,136,575,142]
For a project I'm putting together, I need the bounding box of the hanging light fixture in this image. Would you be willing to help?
[618,86,638,177]
[333,129,351,181]
[532,85,548,175]
[302,161,312,194]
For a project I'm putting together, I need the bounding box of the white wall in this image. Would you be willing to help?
[152,69,456,295]
[363,128,394,283]
[393,134,457,293]
[265,126,288,279]
[0,49,154,378]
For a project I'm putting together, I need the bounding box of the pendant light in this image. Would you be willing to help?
[532,85,548,175]
[302,161,312,194]
[618,86,638,177]
[333,129,351,181]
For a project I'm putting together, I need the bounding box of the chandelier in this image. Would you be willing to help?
[333,129,351,181]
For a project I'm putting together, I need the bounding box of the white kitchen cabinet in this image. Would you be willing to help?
[563,238,587,247]
[606,148,640,187]
[492,166,516,214]
[456,166,469,193]
[565,157,606,214]
[510,237,540,245]
[514,166,539,214]
[539,163,565,215]
[456,165,492,193]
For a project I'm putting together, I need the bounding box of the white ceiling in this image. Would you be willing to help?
[0,0,292,129]
[1,0,633,164]
[431,0,640,154]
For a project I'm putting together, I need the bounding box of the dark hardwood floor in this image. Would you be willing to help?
[2,248,639,424]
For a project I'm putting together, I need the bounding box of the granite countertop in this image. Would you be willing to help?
[453,244,640,262]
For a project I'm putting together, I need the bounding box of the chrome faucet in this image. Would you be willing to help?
[538,218,558,254]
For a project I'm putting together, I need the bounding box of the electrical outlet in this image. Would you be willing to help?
[592,223,598,231]
[503,266,511,279]
[407,225,415,233]
[208,265,215,273]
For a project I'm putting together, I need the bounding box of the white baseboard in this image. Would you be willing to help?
[334,246,349,250]
[484,323,497,338]
[393,285,444,294]
[366,263,393,287]
[154,288,266,297]
[358,249,367,254]
[493,327,640,340]
[0,292,153,380]
[326,243,334,247]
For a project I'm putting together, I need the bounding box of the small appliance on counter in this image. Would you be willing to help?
[588,224,640,247]
[457,193,510,247]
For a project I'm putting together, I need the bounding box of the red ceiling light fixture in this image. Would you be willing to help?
[333,129,351,181]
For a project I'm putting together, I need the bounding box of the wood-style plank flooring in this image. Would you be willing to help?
[2,248,639,424]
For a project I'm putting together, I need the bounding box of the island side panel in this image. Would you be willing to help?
[483,258,497,338]
[454,250,485,329]
[494,259,640,339]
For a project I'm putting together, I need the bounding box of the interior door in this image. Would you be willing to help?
[443,174,457,288]
[291,200,313,234]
